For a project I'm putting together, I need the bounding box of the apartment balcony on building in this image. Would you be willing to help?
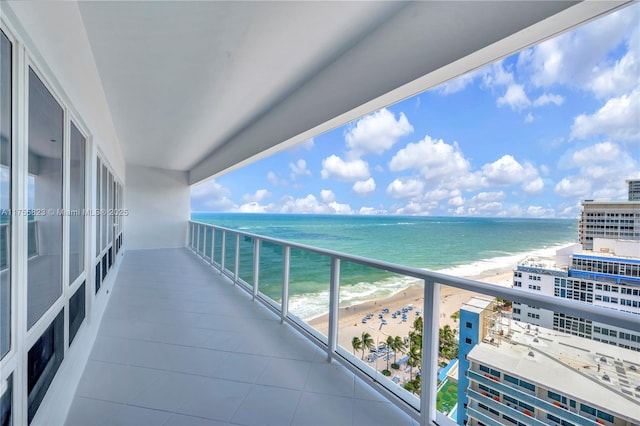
[0,1,638,426]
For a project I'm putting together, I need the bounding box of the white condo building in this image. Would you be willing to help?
[465,321,640,426]
[513,238,640,351]
[579,198,640,250]
[0,2,638,426]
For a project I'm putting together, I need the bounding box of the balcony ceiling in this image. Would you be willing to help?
[75,1,628,184]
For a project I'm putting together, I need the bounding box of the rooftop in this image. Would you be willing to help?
[468,321,640,422]
[461,297,495,315]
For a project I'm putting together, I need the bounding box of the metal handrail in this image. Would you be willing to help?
[187,220,638,425]
[189,221,636,331]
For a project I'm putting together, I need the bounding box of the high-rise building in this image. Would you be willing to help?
[464,321,639,426]
[512,241,640,351]
[627,179,640,202]
[579,200,640,250]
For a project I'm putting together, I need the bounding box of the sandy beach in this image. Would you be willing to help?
[307,268,514,370]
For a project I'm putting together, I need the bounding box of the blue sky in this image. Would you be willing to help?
[191,5,640,218]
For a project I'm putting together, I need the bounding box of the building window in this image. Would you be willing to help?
[504,374,518,385]
[547,413,561,423]
[68,122,86,284]
[465,338,472,344]
[503,415,518,424]
[0,374,12,426]
[0,29,11,361]
[466,322,473,329]
[68,282,86,346]
[27,309,64,423]
[580,403,597,416]
[27,68,64,329]
[519,379,535,392]
[597,410,614,422]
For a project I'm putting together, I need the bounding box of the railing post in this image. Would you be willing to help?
[202,226,207,260]
[210,228,215,266]
[281,245,290,324]
[196,224,201,256]
[420,278,440,426]
[221,230,226,274]
[234,234,240,285]
[253,238,260,301]
[327,257,340,362]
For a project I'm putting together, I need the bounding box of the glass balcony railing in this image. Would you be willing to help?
[188,221,639,426]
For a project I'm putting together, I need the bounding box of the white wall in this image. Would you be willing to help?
[124,164,189,249]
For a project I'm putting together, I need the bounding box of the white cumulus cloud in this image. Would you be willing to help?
[389,135,471,183]
[523,177,544,194]
[533,93,564,107]
[345,108,413,157]
[190,179,235,211]
[289,159,311,179]
[570,89,640,141]
[517,4,639,96]
[242,189,272,203]
[320,189,335,203]
[352,178,376,195]
[497,84,530,110]
[386,178,424,199]
[321,155,370,182]
[554,177,592,199]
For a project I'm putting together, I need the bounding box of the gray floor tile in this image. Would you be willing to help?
[174,378,252,421]
[257,358,312,390]
[303,362,355,398]
[353,399,414,426]
[230,385,301,425]
[164,413,228,426]
[66,249,415,426]
[291,392,354,426]
[66,397,171,426]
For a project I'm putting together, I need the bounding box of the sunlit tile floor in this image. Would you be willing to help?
[66,248,417,426]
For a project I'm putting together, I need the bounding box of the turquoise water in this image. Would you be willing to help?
[191,213,577,318]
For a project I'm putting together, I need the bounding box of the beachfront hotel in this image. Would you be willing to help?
[457,300,640,426]
[464,321,640,426]
[579,190,640,250]
[511,190,640,351]
[0,2,638,426]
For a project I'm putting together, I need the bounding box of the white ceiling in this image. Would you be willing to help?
[76,1,630,185]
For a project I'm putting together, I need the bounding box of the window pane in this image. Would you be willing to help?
[68,282,85,345]
[0,30,11,359]
[0,374,12,426]
[69,122,85,284]
[95,158,100,255]
[27,309,63,423]
[27,68,63,329]
[101,164,107,250]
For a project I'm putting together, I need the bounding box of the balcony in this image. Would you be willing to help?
[65,247,416,426]
[61,221,638,425]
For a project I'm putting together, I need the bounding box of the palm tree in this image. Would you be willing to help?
[439,324,458,360]
[361,332,374,359]
[407,344,421,381]
[351,336,362,357]
[385,335,395,370]
[413,316,423,334]
[392,335,405,363]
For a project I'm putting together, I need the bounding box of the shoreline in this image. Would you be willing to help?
[298,242,571,324]
[307,265,515,334]
[305,264,519,384]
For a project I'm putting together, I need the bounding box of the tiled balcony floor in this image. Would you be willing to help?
[66,248,416,426]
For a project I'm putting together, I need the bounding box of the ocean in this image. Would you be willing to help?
[191,213,577,319]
